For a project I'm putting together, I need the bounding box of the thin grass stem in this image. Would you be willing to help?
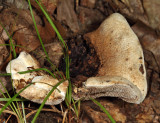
[31,80,65,123]
[90,98,116,123]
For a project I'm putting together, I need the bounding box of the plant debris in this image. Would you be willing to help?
[0,0,160,122]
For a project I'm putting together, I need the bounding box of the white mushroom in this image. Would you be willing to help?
[6,51,68,105]
[73,13,147,104]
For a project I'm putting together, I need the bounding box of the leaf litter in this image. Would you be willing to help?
[0,0,160,122]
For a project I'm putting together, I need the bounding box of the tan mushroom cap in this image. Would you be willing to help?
[6,51,68,105]
[73,13,147,104]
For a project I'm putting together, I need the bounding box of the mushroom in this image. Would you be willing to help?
[73,13,147,104]
[6,51,68,105]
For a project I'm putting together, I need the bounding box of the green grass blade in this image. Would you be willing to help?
[67,80,72,104]
[0,73,11,76]
[0,68,56,78]
[2,18,25,123]
[31,80,65,123]
[72,98,78,117]
[0,80,17,113]
[22,101,27,123]
[0,98,27,101]
[27,1,72,122]
[77,99,81,117]
[35,0,72,105]
[90,98,116,123]
[18,68,56,78]
[0,79,24,121]
[16,102,24,123]
[28,0,49,59]
[0,83,33,115]
[28,0,63,79]
[0,22,17,58]
[35,0,67,50]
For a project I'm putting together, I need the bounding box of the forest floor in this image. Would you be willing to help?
[0,0,160,122]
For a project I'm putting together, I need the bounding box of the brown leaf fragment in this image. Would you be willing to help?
[113,0,149,26]
[13,31,40,53]
[0,76,12,96]
[114,0,160,32]
[143,0,160,31]
[57,0,80,33]
[12,9,42,26]
[14,0,29,9]
[81,99,126,123]
[30,0,67,39]
[127,0,144,15]
[39,0,59,14]
[0,53,12,71]
[32,41,63,69]
[143,50,159,72]
[0,8,43,52]
[136,102,155,122]
[0,38,9,68]
[132,22,158,40]
[31,0,58,15]
[80,0,96,8]
[37,18,56,44]
[0,25,3,34]
[1,29,9,41]
[152,100,160,114]
[45,41,63,66]
[106,0,119,13]
[5,0,29,9]
[78,6,105,33]
[132,22,160,72]
[52,19,68,39]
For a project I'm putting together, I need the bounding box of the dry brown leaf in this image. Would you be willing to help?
[0,108,20,123]
[113,0,160,32]
[0,8,65,53]
[113,0,149,27]
[0,8,43,52]
[13,32,40,53]
[0,37,9,68]
[81,99,126,123]
[57,0,80,33]
[78,6,105,33]
[39,0,59,14]
[143,0,160,31]
[30,0,67,39]
[0,37,12,94]
[0,76,12,96]
[26,108,63,122]
[132,22,160,72]
[80,0,96,8]
[0,53,12,71]
[136,101,155,123]
[32,41,63,71]
[5,0,29,9]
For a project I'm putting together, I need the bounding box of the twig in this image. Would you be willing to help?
[0,108,20,123]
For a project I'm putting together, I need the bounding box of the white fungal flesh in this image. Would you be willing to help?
[6,52,37,80]
[6,51,68,105]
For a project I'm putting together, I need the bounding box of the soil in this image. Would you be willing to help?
[0,0,160,123]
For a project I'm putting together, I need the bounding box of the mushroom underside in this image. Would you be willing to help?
[73,76,143,104]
